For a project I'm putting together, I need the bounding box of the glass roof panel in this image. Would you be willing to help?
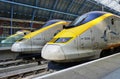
[94,0,120,12]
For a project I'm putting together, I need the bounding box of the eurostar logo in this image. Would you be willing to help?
[101,25,119,42]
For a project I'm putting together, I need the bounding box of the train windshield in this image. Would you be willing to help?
[66,11,105,28]
[1,34,24,43]
[55,37,72,43]
[42,20,61,28]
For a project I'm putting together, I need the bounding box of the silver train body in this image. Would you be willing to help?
[42,11,120,62]
[11,20,69,53]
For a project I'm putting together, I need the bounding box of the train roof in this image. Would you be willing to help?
[65,11,109,28]
[42,19,63,28]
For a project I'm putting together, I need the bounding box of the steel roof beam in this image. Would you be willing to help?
[0,0,79,17]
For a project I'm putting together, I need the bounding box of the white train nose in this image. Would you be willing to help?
[42,44,65,61]
[11,42,22,52]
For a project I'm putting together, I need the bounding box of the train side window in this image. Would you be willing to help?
[111,19,114,25]
[42,20,60,28]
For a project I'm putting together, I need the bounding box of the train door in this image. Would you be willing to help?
[77,29,94,58]
[26,35,33,53]
[91,22,108,50]
[30,36,35,53]
[61,36,79,60]
[114,20,120,41]
[31,34,45,53]
[91,27,99,49]
[91,22,108,58]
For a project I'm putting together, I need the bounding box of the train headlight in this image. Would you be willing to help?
[42,45,65,60]
[11,42,22,52]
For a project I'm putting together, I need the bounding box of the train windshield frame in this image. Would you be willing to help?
[66,12,105,28]
[17,38,27,42]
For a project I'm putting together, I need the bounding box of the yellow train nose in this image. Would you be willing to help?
[42,44,65,61]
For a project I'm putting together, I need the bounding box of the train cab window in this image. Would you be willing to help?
[55,37,71,43]
[3,34,24,43]
[68,14,88,27]
[42,20,61,28]
[2,37,15,43]
[66,11,105,28]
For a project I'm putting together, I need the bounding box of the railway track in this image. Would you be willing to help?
[22,69,55,79]
[0,50,116,79]
[0,59,24,68]
[0,55,114,79]
[0,49,50,79]
[0,59,37,68]
[0,64,47,79]
[0,59,49,79]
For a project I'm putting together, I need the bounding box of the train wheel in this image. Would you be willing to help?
[100,46,120,58]
[113,46,120,53]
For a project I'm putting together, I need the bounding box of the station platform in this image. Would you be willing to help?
[33,53,120,79]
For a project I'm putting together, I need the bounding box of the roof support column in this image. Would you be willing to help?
[77,0,87,15]
[64,0,74,20]
[30,0,38,30]
[49,0,58,20]
[10,0,14,35]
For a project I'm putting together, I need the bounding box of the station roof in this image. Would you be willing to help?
[93,0,120,15]
[0,0,119,22]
